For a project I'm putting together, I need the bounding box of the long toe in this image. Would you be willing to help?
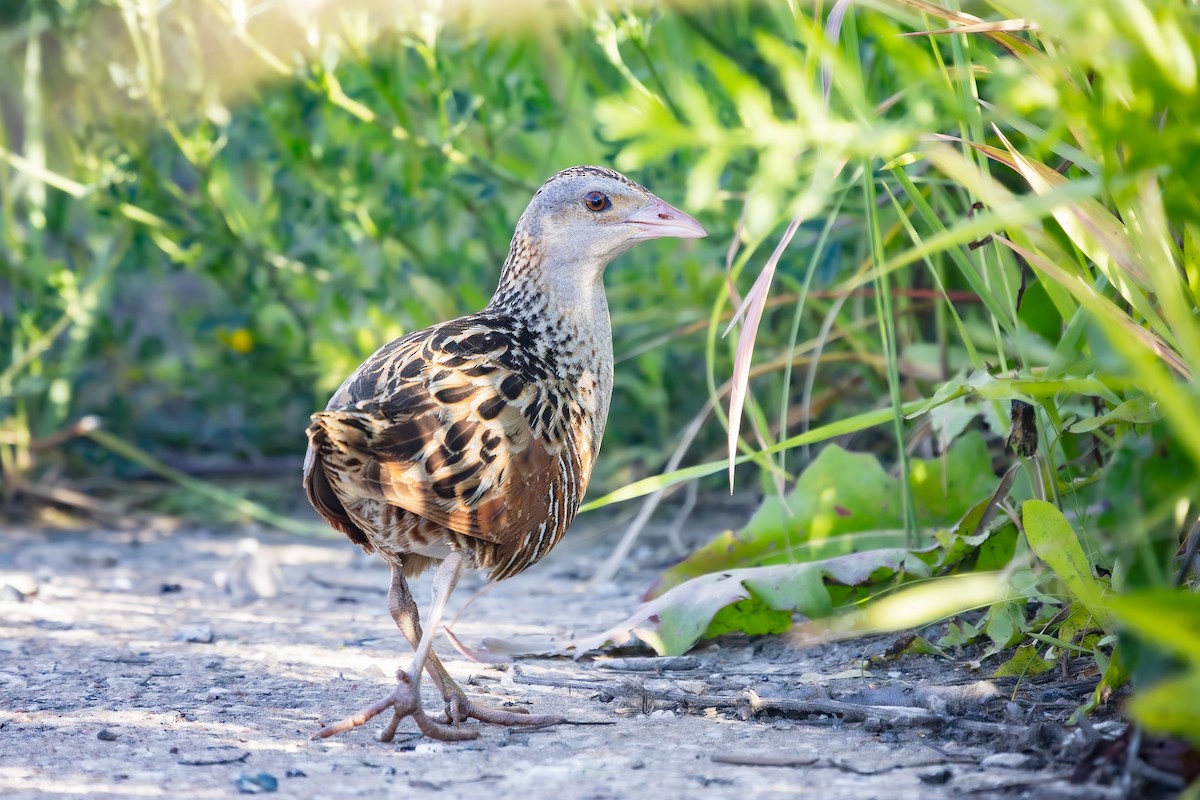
[447,694,565,728]
[410,708,480,741]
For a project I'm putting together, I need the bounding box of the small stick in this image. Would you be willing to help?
[595,656,704,672]
[178,751,250,766]
[512,670,1032,736]
[712,753,819,768]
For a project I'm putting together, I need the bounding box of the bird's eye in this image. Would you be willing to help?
[584,191,611,212]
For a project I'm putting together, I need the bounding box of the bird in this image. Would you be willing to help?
[303,165,706,741]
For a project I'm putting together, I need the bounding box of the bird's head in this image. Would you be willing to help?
[500,166,706,298]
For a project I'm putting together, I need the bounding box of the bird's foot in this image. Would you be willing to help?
[439,692,565,728]
[312,670,479,742]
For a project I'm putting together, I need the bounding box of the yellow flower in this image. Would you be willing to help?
[220,328,254,354]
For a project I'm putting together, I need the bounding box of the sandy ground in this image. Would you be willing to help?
[0,511,1137,799]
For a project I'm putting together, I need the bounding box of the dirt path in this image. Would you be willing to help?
[1,515,1121,799]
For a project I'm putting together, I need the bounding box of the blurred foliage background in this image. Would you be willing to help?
[0,0,733,501]
[3,0,1200,764]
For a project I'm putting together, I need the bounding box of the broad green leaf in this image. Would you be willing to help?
[984,600,1026,652]
[909,435,1000,522]
[1108,591,1200,665]
[1126,672,1200,747]
[1022,500,1113,629]
[899,635,948,659]
[1055,605,1101,648]
[973,525,1020,571]
[563,549,929,657]
[1066,397,1160,433]
[704,595,794,639]
[993,644,1055,678]
[939,617,984,648]
[654,433,998,595]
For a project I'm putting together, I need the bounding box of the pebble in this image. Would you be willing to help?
[0,585,25,603]
[648,709,675,720]
[918,766,953,785]
[96,728,118,741]
[233,773,278,794]
[177,624,214,644]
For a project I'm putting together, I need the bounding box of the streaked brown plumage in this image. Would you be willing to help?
[304,165,705,741]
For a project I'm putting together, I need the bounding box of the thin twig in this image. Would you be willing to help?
[712,753,819,767]
[511,670,1033,736]
[177,751,250,766]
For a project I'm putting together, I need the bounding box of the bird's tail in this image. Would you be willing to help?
[307,406,380,453]
[303,409,380,548]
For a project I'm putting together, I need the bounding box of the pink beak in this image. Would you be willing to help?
[624,197,707,241]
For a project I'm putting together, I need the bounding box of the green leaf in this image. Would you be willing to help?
[939,617,984,648]
[1022,500,1113,629]
[654,433,998,595]
[899,634,948,658]
[564,549,927,657]
[974,525,1020,571]
[984,601,1026,651]
[1127,672,1200,746]
[993,644,1055,678]
[1108,591,1200,665]
[1066,397,1160,433]
[1017,280,1065,344]
[704,594,793,639]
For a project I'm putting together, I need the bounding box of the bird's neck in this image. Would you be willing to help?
[488,229,613,337]
[487,229,615,457]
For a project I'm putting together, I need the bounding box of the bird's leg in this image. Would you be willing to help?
[387,563,458,698]
[313,552,476,742]
[388,563,563,729]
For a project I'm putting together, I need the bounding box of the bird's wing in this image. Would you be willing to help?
[304,319,571,552]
